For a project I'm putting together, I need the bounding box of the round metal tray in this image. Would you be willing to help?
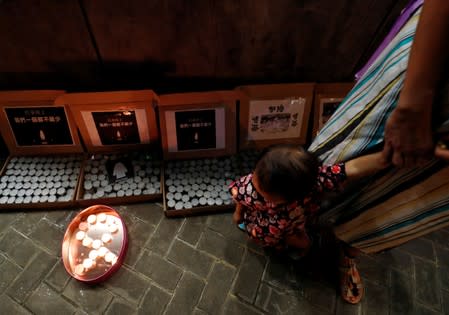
[62,205,128,283]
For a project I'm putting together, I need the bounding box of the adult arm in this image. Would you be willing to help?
[383,0,449,167]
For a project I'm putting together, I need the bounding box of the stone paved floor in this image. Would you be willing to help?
[0,203,448,315]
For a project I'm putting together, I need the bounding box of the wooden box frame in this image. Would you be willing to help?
[56,90,163,206]
[237,83,314,150]
[0,90,83,210]
[312,83,354,138]
[158,91,238,160]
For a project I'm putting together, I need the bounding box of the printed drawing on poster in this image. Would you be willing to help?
[80,109,150,146]
[5,106,74,146]
[318,98,343,130]
[247,98,306,141]
[164,108,226,152]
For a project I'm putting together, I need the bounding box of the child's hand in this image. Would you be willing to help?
[232,203,243,224]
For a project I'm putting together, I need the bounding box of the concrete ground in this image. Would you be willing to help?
[0,202,448,315]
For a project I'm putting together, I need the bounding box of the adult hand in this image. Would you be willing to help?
[382,107,434,167]
[435,133,449,161]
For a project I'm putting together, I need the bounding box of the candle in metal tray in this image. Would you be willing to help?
[104,252,117,264]
[82,258,95,269]
[97,213,107,223]
[98,246,108,257]
[92,239,102,250]
[75,230,86,241]
[87,214,97,224]
[108,224,118,233]
[74,264,85,275]
[82,237,93,247]
[101,233,112,243]
[89,250,99,260]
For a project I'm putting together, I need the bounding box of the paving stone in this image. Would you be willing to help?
[29,219,65,256]
[207,213,248,244]
[119,202,164,225]
[45,259,71,292]
[198,262,236,313]
[63,279,113,314]
[390,269,414,315]
[104,298,137,315]
[375,248,413,275]
[358,254,390,286]
[178,216,208,246]
[222,295,263,315]
[7,250,56,303]
[414,258,441,311]
[25,282,76,315]
[399,238,436,262]
[0,259,22,294]
[255,283,323,315]
[12,212,46,236]
[303,278,336,313]
[435,245,449,267]
[45,210,77,229]
[0,294,31,314]
[0,229,42,267]
[164,272,205,315]
[138,284,171,315]
[413,304,441,315]
[362,279,389,315]
[145,218,183,256]
[233,250,266,303]
[263,256,302,291]
[0,212,20,234]
[135,250,182,291]
[0,253,5,265]
[105,266,148,304]
[438,265,449,290]
[167,240,214,278]
[123,218,156,268]
[442,290,449,315]
[335,297,362,315]
[197,228,244,266]
[192,308,209,315]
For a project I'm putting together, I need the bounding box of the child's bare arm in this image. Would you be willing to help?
[233,203,244,224]
[345,152,390,182]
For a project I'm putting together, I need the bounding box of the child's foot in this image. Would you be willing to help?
[338,254,364,304]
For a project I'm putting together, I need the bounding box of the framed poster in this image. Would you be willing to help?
[80,109,148,146]
[0,90,83,155]
[158,91,238,160]
[5,106,74,146]
[312,83,354,138]
[58,90,159,153]
[237,83,314,150]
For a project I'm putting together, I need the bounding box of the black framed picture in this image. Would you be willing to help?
[91,111,140,145]
[174,109,217,151]
[5,107,73,146]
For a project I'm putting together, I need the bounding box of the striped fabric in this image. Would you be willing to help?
[308,6,449,253]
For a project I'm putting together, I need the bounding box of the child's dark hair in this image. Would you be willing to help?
[254,144,320,202]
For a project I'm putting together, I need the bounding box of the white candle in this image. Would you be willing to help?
[82,258,95,269]
[104,252,117,264]
[101,233,112,243]
[98,246,108,257]
[87,214,97,224]
[92,239,102,249]
[74,264,85,275]
[108,224,118,233]
[82,237,93,248]
[89,249,99,260]
[97,213,107,223]
[75,231,86,241]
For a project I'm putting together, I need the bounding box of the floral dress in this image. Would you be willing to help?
[229,163,346,249]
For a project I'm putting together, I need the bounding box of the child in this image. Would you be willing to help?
[229,144,390,302]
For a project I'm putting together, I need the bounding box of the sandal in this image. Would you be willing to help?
[338,254,364,304]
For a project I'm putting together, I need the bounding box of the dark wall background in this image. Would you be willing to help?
[0,0,409,93]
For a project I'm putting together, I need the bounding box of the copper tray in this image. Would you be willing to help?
[62,205,128,283]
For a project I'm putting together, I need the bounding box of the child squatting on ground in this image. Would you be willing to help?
[229,144,390,304]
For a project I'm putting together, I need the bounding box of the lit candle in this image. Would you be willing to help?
[82,258,95,269]
[106,216,116,226]
[74,264,85,275]
[82,237,93,248]
[108,224,118,233]
[75,230,86,241]
[97,213,107,223]
[89,249,99,260]
[98,246,108,257]
[92,239,102,249]
[87,214,97,224]
[101,233,112,243]
[104,252,117,264]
